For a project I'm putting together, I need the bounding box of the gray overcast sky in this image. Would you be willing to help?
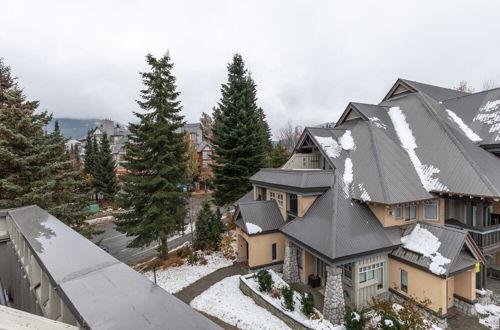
[2,1,500,138]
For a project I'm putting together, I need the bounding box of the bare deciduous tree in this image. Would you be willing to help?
[454,81,475,93]
[482,79,497,91]
[278,120,303,153]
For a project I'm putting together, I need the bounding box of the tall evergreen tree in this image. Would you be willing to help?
[93,132,118,202]
[211,54,266,206]
[257,107,272,153]
[84,130,96,174]
[115,53,188,260]
[267,143,290,168]
[0,59,93,237]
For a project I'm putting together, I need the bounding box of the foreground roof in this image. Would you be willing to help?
[234,200,285,235]
[4,206,220,330]
[250,168,334,192]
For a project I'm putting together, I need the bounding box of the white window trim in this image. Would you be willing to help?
[394,205,402,219]
[424,200,439,221]
[277,193,284,208]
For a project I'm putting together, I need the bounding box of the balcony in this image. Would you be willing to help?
[282,153,321,169]
[446,216,500,253]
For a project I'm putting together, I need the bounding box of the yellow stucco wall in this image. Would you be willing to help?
[266,189,287,219]
[299,250,315,283]
[369,198,445,227]
[236,227,286,268]
[298,196,317,217]
[454,269,476,301]
[389,258,447,314]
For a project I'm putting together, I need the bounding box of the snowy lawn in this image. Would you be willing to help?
[475,303,500,330]
[241,271,343,329]
[142,231,236,294]
[191,275,291,330]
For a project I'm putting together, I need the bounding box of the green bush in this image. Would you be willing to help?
[380,314,403,330]
[187,251,199,265]
[256,270,273,292]
[300,292,315,316]
[281,286,295,311]
[344,308,364,330]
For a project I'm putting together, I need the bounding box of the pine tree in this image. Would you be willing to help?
[267,143,290,168]
[0,59,93,237]
[115,53,188,260]
[211,54,266,206]
[257,107,272,154]
[193,200,224,251]
[84,130,96,174]
[93,132,118,202]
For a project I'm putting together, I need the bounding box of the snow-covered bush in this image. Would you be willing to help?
[380,314,402,330]
[344,309,364,330]
[300,292,315,316]
[368,297,432,330]
[281,286,295,311]
[256,270,273,292]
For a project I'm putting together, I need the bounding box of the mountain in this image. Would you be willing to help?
[46,118,103,139]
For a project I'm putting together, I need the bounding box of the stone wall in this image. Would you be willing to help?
[322,266,345,326]
[251,262,283,273]
[239,276,311,330]
[453,295,476,316]
[283,240,299,283]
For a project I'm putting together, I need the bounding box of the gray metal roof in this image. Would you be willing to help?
[280,180,400,263]
[234,190,254,206]
[235,200,285,235]
[390,222,478,277]
[6,206,220,330]
[196,140,211,153]
[250,168,334,192]
[400,79,470,102]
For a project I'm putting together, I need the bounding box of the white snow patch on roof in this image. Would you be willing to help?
[401,224,451,275]
[315,136,342,158]
[446,109,482,143]
[358,183,371,201]
[342,158,353,198]
[474,99,500,142]
[370,117,387,129]
[245,222,262,234]
[388,106,448,192]
[339,130,356,151]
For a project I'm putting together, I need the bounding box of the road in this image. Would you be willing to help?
[91,195,209,265]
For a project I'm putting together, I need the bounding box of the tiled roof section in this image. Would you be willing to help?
[401,79,470,102]
[280,181,400,263]
[390,222,476,277]
[234,190,254,206]
[196,140,211,153]
[235,200,285,235]
[250,168,334,191]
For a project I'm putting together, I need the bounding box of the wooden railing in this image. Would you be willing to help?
[446,219,500,250]
[282,153,321,169]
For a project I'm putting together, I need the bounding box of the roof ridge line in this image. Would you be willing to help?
[417,93,500,196]
[366,121,390,203]
[441,86,500,102]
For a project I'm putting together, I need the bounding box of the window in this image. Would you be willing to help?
[277,194,284,208]
[296,247,303,269]
[394,205,402,219]
[342,264,353,280]
[202,160,209,168]
[202,151,212,159]
[424,200,438,221]
[401,269,408,293]
[359,262,384,284]
[376,267,384,290]
[272,243,277,261]
[405,203,417,221]
[270,192,276,201]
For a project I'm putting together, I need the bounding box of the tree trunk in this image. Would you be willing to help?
[160,237,169,260]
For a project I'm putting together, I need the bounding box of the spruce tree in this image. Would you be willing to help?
[93,132,118,202]
[84,130,96,174]
[193,200,224,251]
[0,59,93,237]
[211,54,266,206]
[115,53,188,260]
[257,107,272,154]
[267,143,290,168]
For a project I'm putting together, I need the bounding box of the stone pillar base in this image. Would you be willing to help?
[323,266,345,325]
[283,239,299,283]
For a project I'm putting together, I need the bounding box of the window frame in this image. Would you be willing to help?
[405,203,417,221]
[359,262,384,286]
[342,264,353,280]
[270,192,276,201]
[424,200,439,221]
[271,243,277,261]
[394,205,402,219]
[401,269,408,293]
[277,193,284,208]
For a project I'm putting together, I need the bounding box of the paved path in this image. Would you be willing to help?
[175,264,246,330]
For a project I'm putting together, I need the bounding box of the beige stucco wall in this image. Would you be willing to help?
[446,277,454,308]
[298,196,317,217]
[266,189,287,219]
[299,250,315,283]
[236,227,286,268]
[389,258,447,314]
[369,198,445,227]
[493,201,500,214]
[454,269,476,301]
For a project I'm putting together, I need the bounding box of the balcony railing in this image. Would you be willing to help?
[446,218,500,251]
[282,153,321,169]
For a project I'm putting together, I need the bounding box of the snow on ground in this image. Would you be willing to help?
[446,109,482,143]
[475,303,500,329]
[246,222,262,234]
[143,231,236,294]
[474,100,500,142]
[401,224,450,275]
[242,271,343,330]
[191,275,292,330]
[370,117,387,129]
[315,136,342,158]
[388,106,448,192]
[339,130,355,151]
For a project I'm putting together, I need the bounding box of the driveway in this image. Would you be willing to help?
[91,195,210,265]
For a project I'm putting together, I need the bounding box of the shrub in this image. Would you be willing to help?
[176,245,193,259]
[193,200,224,251]
[380,314,402,330]
[270,288,282,299]
[220,231,235,259]
[198,256,207,265]
[281,286,295,311]
[301,292,315,316]
[368,297,432,330]
[344,308,364,330]
[187,251,199,265]
[256,270,273,292]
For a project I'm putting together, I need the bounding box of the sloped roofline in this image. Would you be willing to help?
[382,79,418,102]
[293,128,337,170]
[335,102,370,127]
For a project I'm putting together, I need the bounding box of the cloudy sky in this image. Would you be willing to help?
[2,1,500,137]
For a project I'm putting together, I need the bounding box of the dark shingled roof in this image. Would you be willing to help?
[234,200,285,235]
[390,222,480,277]
[5,206,220,330]
[250,168,334,192]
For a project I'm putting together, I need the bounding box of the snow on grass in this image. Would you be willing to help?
[446,109,482,143]
[241,271,344,329]
[401,224,450,275]
[339,130,355,151]
[315,136,342,158]
[388,106,448,192]
[474,100,500,142]
[143,231,236,293]
[246,222,262,234]
[358,183,371,201]
[475,303,500,329]
[370,117,387,129]
[191,275,291,330]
